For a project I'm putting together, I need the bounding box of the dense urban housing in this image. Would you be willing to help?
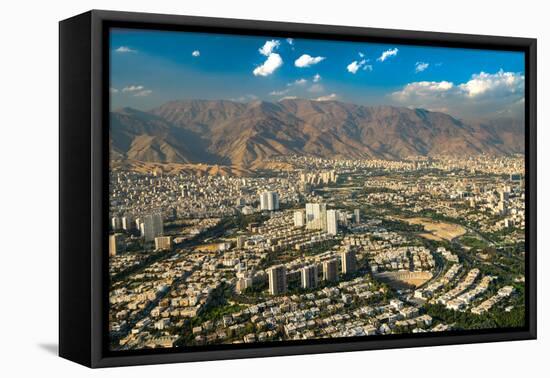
[108,30,526,351]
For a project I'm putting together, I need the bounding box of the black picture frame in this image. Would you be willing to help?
[59,9,537,368]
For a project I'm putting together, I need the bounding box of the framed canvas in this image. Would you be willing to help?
[59,10,537,368]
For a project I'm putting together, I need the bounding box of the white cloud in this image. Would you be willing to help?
[313,73,321,83]
[254,40,283,77]
[308,84,325,93]
[394,70,524,101]
[115,46,136,53]
[121,85,152,97]
[122,85,145,93]
[391,70,525,118]
[377,48,398,62]
[232,94,258,102]
[192,50,200,57]
[314,93,338,101]
[392,81,455,101]
[285,78,308,87]
[279,96,298,101]
[253,53,283,76]
[295,54,325,68]
[259,40,280,56]
[110,87,119,93]
[272,78,308,97]
[133,89,152,97]
[286,38,294,45]
[459,69,524,98]
[269,89,290,96]
[358,52,365,58]
[347,60,361,74]
[415,62,429,73]
[347,59,371,74]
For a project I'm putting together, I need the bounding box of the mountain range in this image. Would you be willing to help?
[110,98,524,168]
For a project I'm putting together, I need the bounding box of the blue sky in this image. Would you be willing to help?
[110,28,525,120]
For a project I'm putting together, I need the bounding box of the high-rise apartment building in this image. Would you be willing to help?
[301,265,319,289]
[354,208,361,224]
[326,209,339,235]
[122,215,134,231]
[109,234,123,257]
[260,191,280,211]
[305,202,327,230]
[267,265,287,295]
[111,216,121,231]
[294,210,305,227]
[140,213,164,241]
[322,259,338,282]
[153,213,164,236]
[236,277,253,294]
[236,235,246,249]
[341,249,357,275]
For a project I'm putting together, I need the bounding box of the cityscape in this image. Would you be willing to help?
[108,30,525,351]
[109,154,525,350]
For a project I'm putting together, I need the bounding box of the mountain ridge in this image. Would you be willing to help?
[110,98,524,168]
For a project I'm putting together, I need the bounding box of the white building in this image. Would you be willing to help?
[294,210,305,227]
[111,216,121,231]
[301,265,319,289]
[305,203,327,230]
[236,235,246,249]
[326,209,339,235]
[260,191,280,211]
[121,215,134,231]
[236,277,253,293]
[153,213,164,236]
[154,236,172,251]
[109,234,122,257]
[141,213,164,241]
[354,209,361,224]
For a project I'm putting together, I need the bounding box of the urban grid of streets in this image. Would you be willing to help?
[108,155,526,350]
